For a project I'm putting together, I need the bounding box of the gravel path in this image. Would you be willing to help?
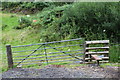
[2,65,119,78]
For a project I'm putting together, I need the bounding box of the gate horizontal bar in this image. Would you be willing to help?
[48,59,83,64]
[14,49,83,58]
[17,59,82,65]
[14,56,79,63]
[14,57,81,63]
[14,52,83,61]
[11,38,83,48]
[12,44,83,53]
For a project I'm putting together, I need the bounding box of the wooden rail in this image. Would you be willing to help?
[85,40,109,44]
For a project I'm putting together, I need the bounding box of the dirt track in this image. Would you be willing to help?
[2,65,119,78]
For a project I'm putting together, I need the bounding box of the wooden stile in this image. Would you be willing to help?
[84,40,109,65]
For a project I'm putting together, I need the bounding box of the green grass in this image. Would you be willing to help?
[1,12,41,51]
[109,45,120,63]
[1,12,43,72]
[1,12,22,31]
[100,63,120,68]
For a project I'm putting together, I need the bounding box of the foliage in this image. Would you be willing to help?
[19,2,120,43]
[2,2,51,14]
[60,2,120,42]
[3,2,120,42]
[16,17,32,29]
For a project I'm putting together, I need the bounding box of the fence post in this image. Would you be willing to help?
[83,42,86,63]
[84,42,89,63]
[6,45,13,68]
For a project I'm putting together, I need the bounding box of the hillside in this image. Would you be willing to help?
[1,2,120,72]
[2,2,120,43]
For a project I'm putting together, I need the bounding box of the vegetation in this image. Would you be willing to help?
[2,2,120,42]
[110,44,120,63]
[1,2,120,72]
[1,2,72,14]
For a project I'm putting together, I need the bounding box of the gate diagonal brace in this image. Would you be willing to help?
[43,44,48,65]
[16,44,43,66]
[45,44,82,60]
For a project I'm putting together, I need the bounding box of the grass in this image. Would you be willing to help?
[109,45,120,63]
[1,11,41,52]
[1,11,42,72]
[100,63,120,68]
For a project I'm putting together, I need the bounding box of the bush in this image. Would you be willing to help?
[14,2,120,43]
[59,2,120,42]
[2,2,51,14]
[2,25,8,30]
[19,17,32,28]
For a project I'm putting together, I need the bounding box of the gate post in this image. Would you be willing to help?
[83,41,89,63]
[83,41,86,63]
[6,45,13,68]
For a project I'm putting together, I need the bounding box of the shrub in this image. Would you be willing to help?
[59,2,120,42]
[18,17,32,29]
[2,2,51,14]
[14,2,120,43]
[2,25,8,30]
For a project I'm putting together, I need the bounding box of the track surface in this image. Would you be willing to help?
[2,65,119,78]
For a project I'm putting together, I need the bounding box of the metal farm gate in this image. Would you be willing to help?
[6,38,84,68]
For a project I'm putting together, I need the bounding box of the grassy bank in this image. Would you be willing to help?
[1,9,120,73]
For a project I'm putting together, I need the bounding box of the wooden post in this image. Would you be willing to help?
[86,44,89,62]
[6,45,13,68]
[83,42,86,63]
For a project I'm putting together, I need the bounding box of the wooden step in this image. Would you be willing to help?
[85,57,109,60]
[85,62,95,64]
[99,61,109,63]
[102,57,109,60]
[85,58,91,60]
[85,40,109,44]
[85,51,109,54]
[85,61,109,64]
[91,55,102,60]
[85,47,109,50]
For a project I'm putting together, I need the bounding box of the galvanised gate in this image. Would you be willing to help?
[6,38,84,68]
